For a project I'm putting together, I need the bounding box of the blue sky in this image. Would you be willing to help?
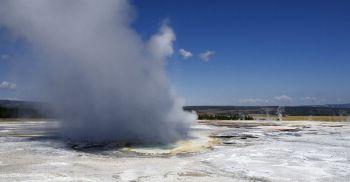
[1,0,350,105]
[132,0,350,105]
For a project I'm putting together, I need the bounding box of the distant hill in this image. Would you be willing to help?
[184,104,350,116]
[1,99,350,118]
[0,100,46,118]
[324,103,350,108]
[0,100,41,108]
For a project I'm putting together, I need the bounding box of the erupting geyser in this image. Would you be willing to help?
[0,0,196,143]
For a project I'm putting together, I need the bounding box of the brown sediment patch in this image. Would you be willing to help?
[125,134,217,156]
[169,138,215,155]
[0,119,21,122]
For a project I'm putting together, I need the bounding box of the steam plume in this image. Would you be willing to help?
[0,0,196,143]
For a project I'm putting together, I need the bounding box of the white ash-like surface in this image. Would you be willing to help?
[0,119,349,181]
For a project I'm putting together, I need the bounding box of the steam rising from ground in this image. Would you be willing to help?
[0,0,196,143]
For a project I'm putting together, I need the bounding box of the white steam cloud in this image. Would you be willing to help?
[148,23,176,60]
[0,0,196,143]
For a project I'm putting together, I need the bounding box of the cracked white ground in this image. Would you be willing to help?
[0,119,349,181]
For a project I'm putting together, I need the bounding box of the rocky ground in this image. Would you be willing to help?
[0,119,349,181]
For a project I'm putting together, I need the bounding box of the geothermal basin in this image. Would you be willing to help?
[0,119,349,181]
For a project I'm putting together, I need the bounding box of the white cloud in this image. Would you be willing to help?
[0,97,18,100]
[239,98,261,105]
[148,23,176,60]
[239,98,270,105]
[303,97,317,102]
[274,95,293,102]
[1,54,10,60]
[0,81,16,89]
[199,50,215,62]
[178,49,193,59]
[301,96,323,104]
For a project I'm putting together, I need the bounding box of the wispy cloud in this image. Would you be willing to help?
[199,50,215,62]
[274,95,293,102]
[302,96,317,102]
[0,81,16,89]
[178,49,193,59]
[301,96,324,105]
[239,98,260,105]
[1,54,10,60]
[239,98,270,105]
[0,97,18,101]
